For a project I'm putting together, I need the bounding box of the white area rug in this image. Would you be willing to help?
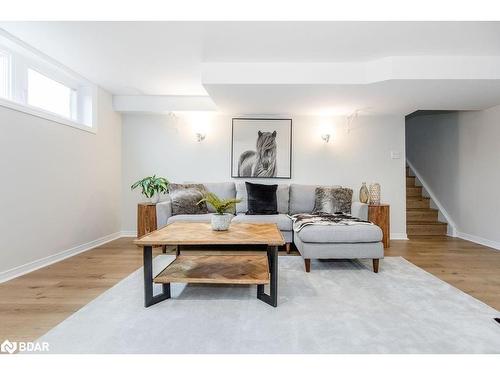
[37,256,500,353]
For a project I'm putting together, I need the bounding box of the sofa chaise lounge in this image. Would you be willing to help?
[156,182,384,272]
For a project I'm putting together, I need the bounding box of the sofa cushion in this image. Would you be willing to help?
[236,182,289,214]
[203,182,236,214]
[232,213,293,231]
[289,184,341,214]
[246,182,278,215]
[169,183,208,215]
[312,187,353,214]
[295,224,382,243]
[167,213,216,224]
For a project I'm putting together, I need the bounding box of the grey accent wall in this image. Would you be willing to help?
[406,105,500,248]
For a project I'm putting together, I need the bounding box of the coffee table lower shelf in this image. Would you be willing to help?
[141,244,279,308]
[154,255,270,285]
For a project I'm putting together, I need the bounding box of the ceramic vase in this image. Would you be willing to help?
[149,192,160,204]
[211,213,232,231]
[359,182,369,204]
[369,183,381,205]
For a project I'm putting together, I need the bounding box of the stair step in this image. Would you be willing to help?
[407,197,430,208]
[407,221,447,236]
[406,186,422,197]
[406,176,416,186]
[407,209,438,222]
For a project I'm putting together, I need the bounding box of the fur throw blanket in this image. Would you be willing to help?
[289,213,373,232]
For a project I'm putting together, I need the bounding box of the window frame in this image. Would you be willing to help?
[0,48,12,100]
[0,29,98,134]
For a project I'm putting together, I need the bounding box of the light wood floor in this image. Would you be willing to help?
[1,236,499,343]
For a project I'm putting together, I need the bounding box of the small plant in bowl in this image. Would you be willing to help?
[198,192,241,231]
[131,175,169,204]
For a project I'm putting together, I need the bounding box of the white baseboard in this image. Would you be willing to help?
[390,233,409,240]
[457,232,500,251]
[0,231,123,283]
[120,230,137,237]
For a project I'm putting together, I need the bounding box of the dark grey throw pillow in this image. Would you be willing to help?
[312,187,353,214]
[169,183,208,215]
[245,182,278,215]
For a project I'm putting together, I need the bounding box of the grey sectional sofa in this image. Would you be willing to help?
[156,182,384,272]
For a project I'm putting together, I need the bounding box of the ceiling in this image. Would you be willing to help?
[2,21,500,115]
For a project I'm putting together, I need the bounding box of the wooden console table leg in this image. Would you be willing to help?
[143,245,171,307]
[257,245,278,307]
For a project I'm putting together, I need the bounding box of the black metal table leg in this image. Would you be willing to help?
[143,245,171,307]
[257,245,278,307]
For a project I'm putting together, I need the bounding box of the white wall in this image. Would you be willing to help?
[406,105,500,249]
[122,113,406,237]
[0,88,122,278]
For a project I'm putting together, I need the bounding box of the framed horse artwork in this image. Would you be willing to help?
[231,118,292,179]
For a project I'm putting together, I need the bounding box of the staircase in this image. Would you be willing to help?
[406,166,448,236]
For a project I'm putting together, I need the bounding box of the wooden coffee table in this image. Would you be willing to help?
[134,222,285,307]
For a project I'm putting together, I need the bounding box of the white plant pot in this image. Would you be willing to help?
[149,193,160,204]
[211,213,232,231]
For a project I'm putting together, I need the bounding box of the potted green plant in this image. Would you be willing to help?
[131,175,169,204]
[198,192,241,231]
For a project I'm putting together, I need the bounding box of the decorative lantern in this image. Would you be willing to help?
[369,183,381,205]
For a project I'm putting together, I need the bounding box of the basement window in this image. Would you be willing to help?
[27,68,76,120]
[0,30,97,132]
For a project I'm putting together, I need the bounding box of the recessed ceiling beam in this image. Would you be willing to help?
[202,57,500,86]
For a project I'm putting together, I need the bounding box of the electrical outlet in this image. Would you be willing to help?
[391,151,401,159]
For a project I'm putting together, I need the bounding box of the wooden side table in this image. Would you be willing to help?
[137,202,166,252]
[137,203,158,238]
[368,204,390,248]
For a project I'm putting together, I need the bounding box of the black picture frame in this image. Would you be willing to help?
[231,118,292,179]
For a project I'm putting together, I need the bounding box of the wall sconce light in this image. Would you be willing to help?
[319,119,334,143]
[191,113,210,142]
